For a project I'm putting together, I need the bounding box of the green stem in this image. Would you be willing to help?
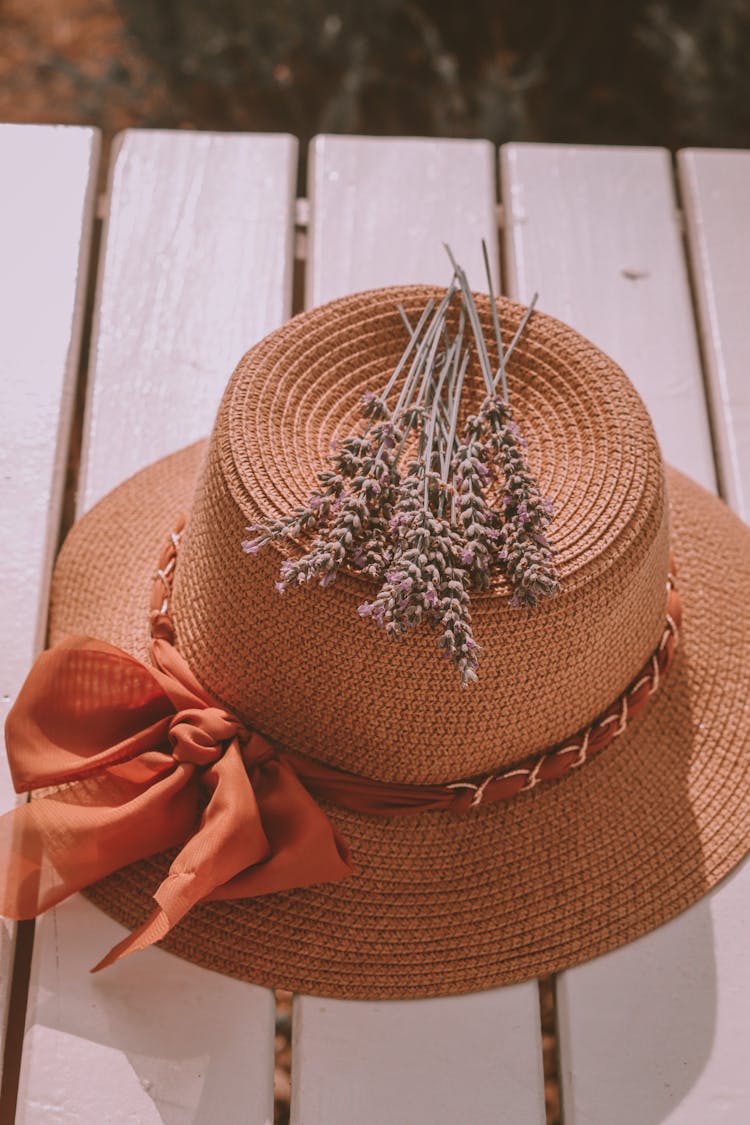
[499,292,539,376]
[442,347,471,480]
[381,298,435,404]
[395,284,455,422]
[482,239,507,402]
[423,341,455,508]
[443,245,494,397]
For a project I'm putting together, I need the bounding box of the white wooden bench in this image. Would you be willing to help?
[1,124,749,1124]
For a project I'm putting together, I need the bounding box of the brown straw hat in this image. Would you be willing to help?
[10,285,750,998]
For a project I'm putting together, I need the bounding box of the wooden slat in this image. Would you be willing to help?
[292,991,545,1125]
[16,128,298,1124]
[556,862,750,1125]
[290,134,546,1125]
[678,149,750,521]
[81,128,298,510]
[307,134,500,305]
[500,142,750,1123]
[0,123,100,1072]
[501,142,716,490]
[569,147,750,1122]
[19,899,275,1125]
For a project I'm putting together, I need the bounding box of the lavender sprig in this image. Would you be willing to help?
[241,431,373,555]
[490,399,559,606]
[359,468,439,634]
[359,487,478,686]
[429,516,479,686]
[452,410,498,592]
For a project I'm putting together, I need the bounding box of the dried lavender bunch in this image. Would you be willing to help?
[244,243,560,686]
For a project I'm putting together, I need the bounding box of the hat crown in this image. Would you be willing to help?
[171,286,670,785]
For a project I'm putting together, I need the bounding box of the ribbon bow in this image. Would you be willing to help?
[0,633,353,971]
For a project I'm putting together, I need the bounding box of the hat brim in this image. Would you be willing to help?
[48,439,750,998]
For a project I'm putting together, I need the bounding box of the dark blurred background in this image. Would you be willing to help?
[2,0,749,166]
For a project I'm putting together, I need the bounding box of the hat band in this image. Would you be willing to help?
[152,523,681,814]
[0,523,680,972]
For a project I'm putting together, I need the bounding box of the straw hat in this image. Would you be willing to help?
[4,285,750,999]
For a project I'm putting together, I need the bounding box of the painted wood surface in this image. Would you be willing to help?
[6,128,750,1124]
[500,142,716,490]
[290,134,546,1125]
[678,149,750,522]
[80,128,298,510]
[499,142,750,1122]
[15,128,298,1125]
[18,899,275,1125]
[292,991,545,1125]
[0,123,100,1074]
[307,134,499,306]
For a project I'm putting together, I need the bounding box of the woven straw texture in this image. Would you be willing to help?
[47,288,750,998]
[176,288,669,782]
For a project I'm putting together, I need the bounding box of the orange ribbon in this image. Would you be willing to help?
[0,633,353,971]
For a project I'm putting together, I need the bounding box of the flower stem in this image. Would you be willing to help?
[481,238,507,402]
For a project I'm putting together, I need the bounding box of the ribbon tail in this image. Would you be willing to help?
[91,865,203,971]
[92,904,172,972]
